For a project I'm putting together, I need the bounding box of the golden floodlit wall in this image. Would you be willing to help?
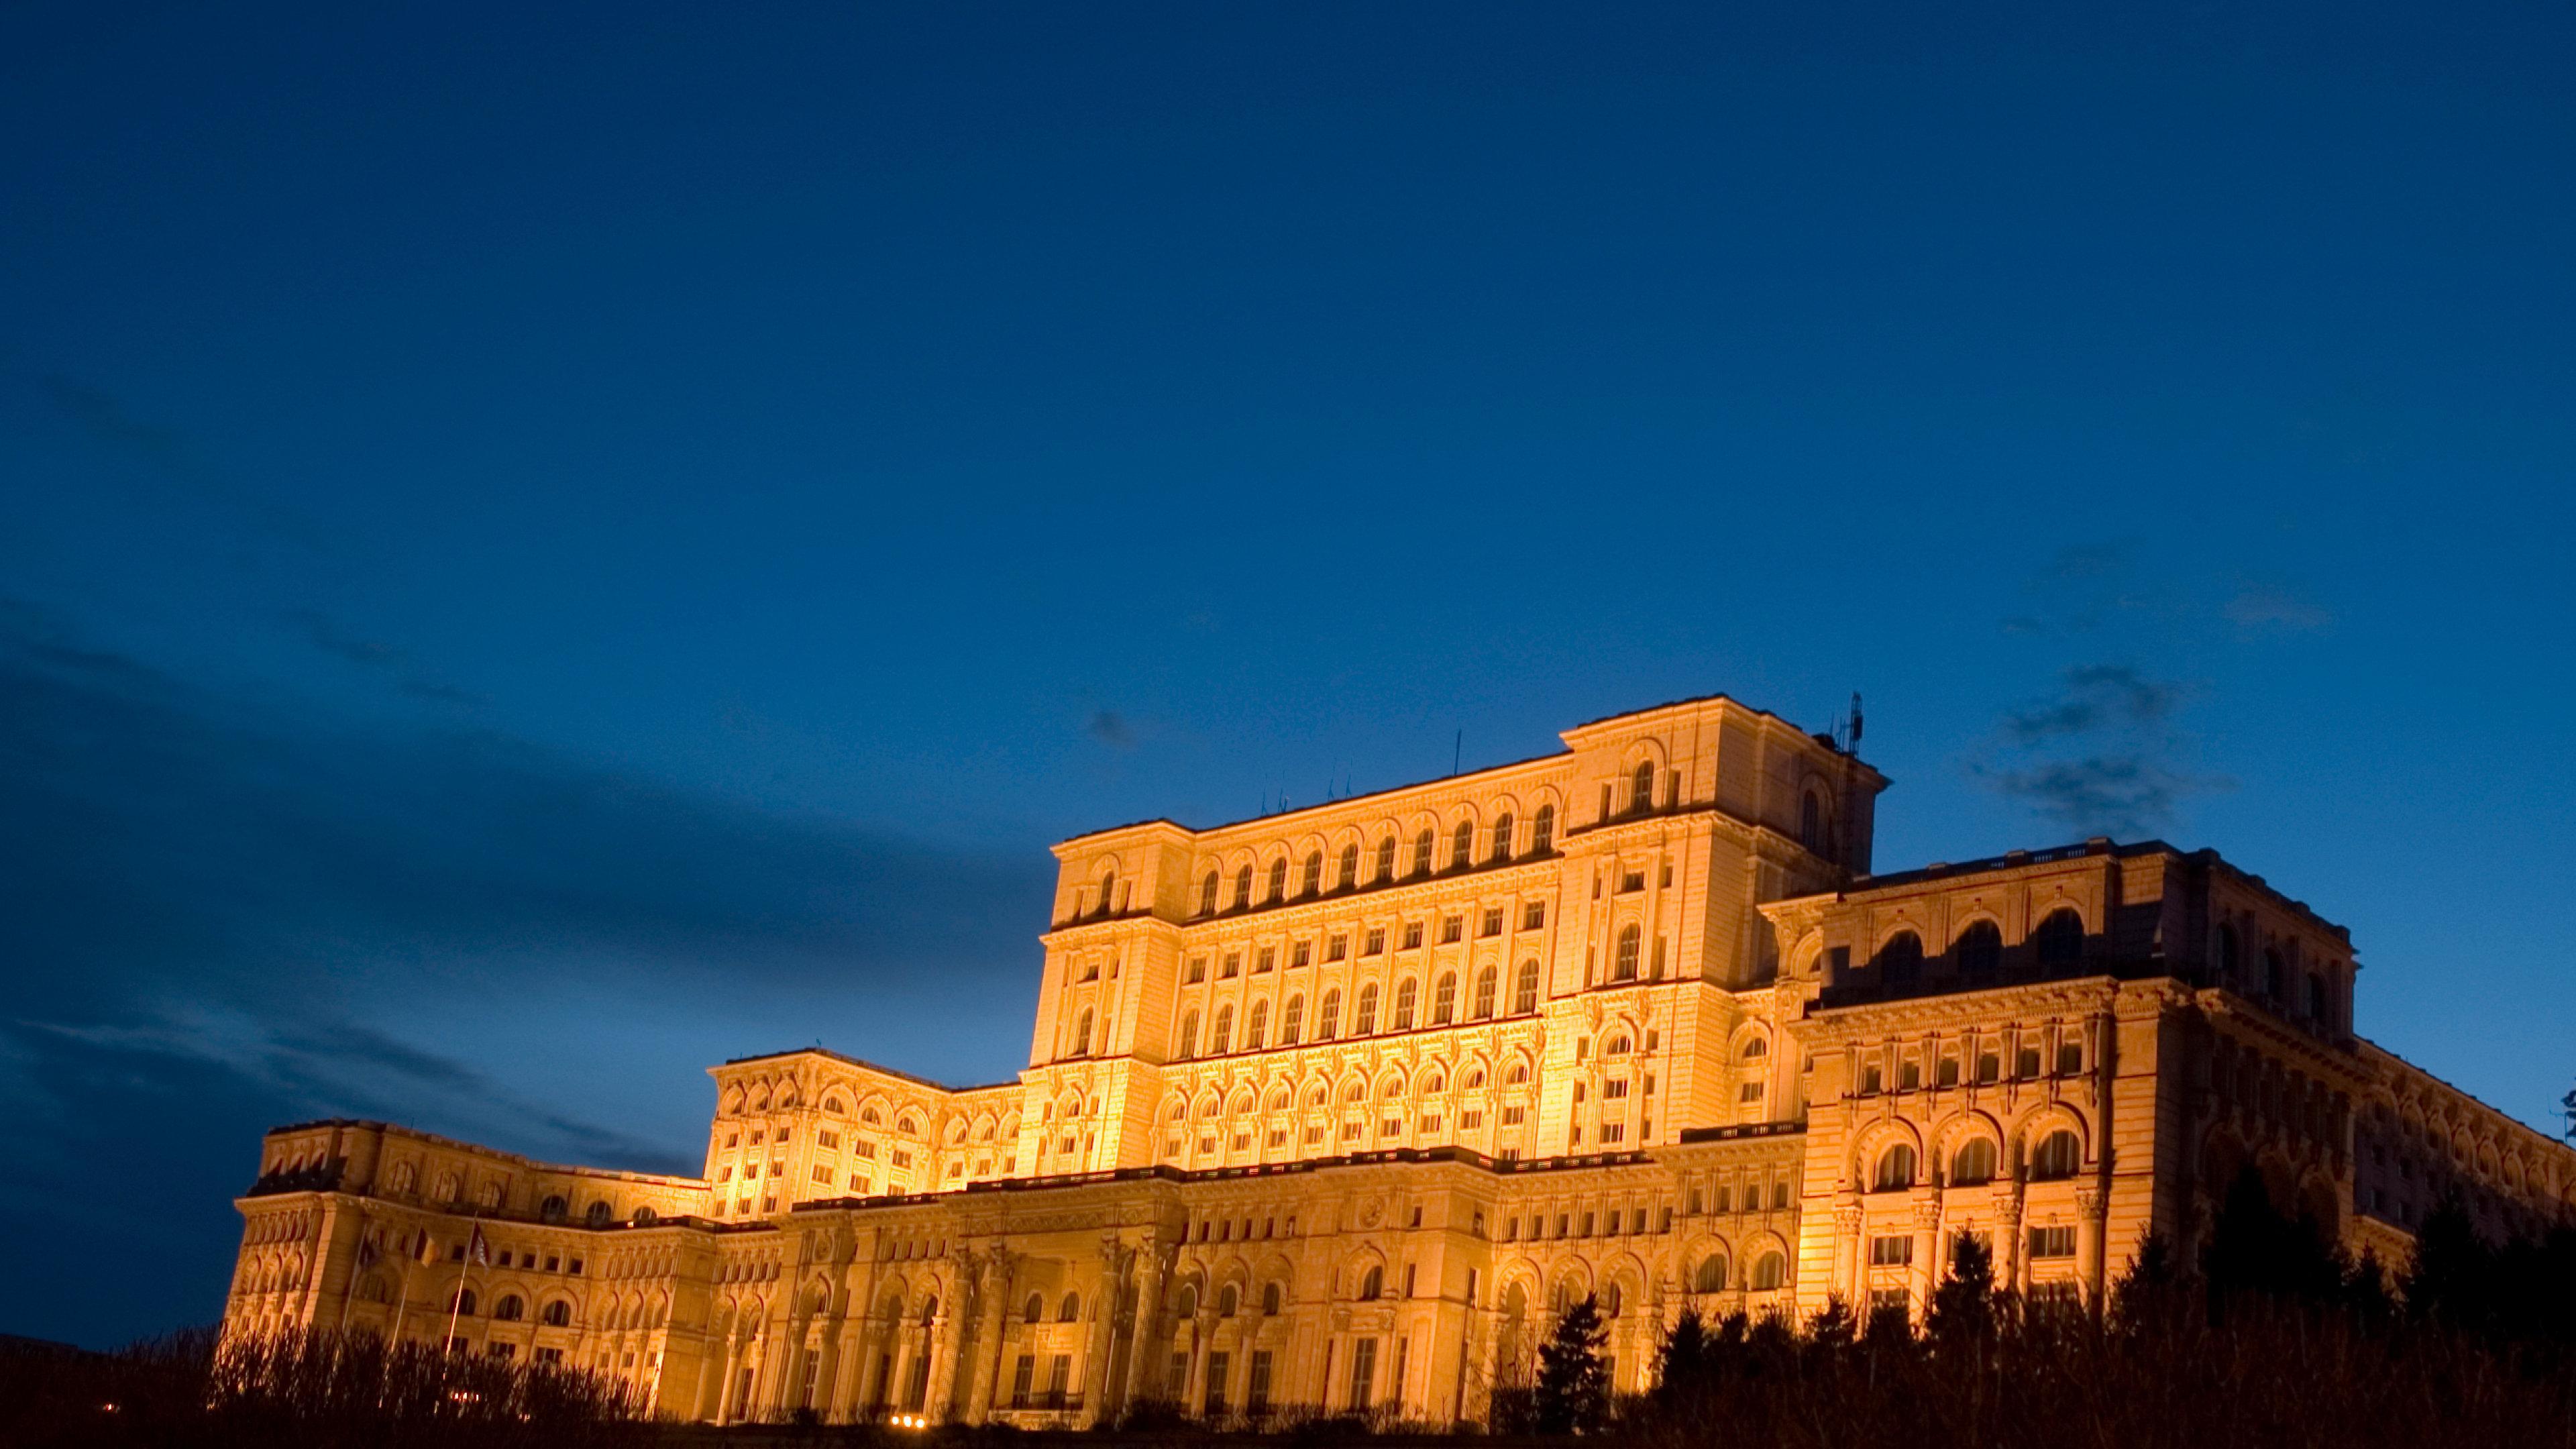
[221,692,2576,1426]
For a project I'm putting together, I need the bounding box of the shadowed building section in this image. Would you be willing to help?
[219,692,2576,1424]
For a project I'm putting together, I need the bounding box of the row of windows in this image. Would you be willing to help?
[1185,806,1566,918]
[1171,964,1545,1059]
[1183,902,1548,981]
[1867,1130,2082,1191]
[1863,909,2083,982]
[443,1289,578,1326]
[1855,1038,2084,1093]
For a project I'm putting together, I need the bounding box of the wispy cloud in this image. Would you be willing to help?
[1970,663,2229,837]
[1086,709,1136,749]
[2224,584,2334,633]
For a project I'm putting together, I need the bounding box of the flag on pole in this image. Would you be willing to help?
[357,1237,379,1271]
[467,1225,490,1267]
[417,1231,439,1265]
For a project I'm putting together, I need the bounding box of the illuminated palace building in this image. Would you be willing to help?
[224,694,2576,1424]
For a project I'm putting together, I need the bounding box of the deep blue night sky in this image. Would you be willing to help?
[3,1,2571,1349]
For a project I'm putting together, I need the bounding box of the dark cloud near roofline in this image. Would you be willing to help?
[0,606,1052,1344]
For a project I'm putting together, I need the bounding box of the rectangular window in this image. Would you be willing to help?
[1523,901,1546,930]
[811,1165,833,1183]
[1380,1117,1401,1136]
[1326,934,1346,962]
[1501,1105,1525,1125]
[2057,1042,2084,1075]
[1604,1079,1630,1099]
[892,1148,911,1167]
[1600,1123,1625,1143]
[1869,1287,1910,1314]
[1222,952,1241,978]
[1256,947,1277,974]
[2029,1225,2077,1259]
[1460,1109,1483,1128]
[1402,922,1424,951]
[1441,916,1463,944]
[1418,1113,1442,1133]
[1341,1120,1360,1140]
[1346,1336,1378,1410]
[1869,1234,1914,1267]
[1010,1354,1035,1409]
[1976,1054,2000,1083]
[1739,1082,1764,1102]
[1203,1350,1230,1415]
[1364,928,1387,955]
[817,1129,839,1149]
[1248,1348,1274,1411]
[1771,1182,1789,1210]
[1188,957,1208,983]
[1290,941,1311,969]
[1621,870,1645,893]
[1481,908,1503,937]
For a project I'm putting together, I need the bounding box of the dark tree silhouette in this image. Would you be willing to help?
[1533,1294,1611,1434]
[1928,1230,2000,1346]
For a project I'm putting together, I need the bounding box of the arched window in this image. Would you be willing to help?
[1432,973,1457,1024]
[1955,920,2002,977]
[1450,820,1474,870]
[450,1287,477,1316]
[1301,852,1323,896]
[586,1200,612,1228]
[1059,1291,1081,1322]
[1179,1010,1200,1059]
[1490,814,1514,863]
[1613,925,1642,981]
[1740,1036,1768,1060]
[1245,1000,1269,1051]
[1211,1006,1234,1055]
[1199,873,1219,918]
[1175,1284,1199,1319]
[1507,1062,1530,1085]
[1602,1283,1624,1318]
[1281,995,1304,1046]
[919,1295,939,1325]
[1951,1138,1998,1186]
[1354,984,1379,1034]
[1267,857,1287,903]
[1393,978,1418,1031]
[1632,761,1656,813]
[492,1294,524,1322]
[1234,865,1252,909]
[1358,1265,1383,1301]
[2215,923,2241,982]
[2263,947,2285,999]
[1694,1254,1729,1293]
[1413,828,1435,877]
[1751,1252,1786,1291]
[2035,909,2084,967]
[1375,835,1396,881]
[1261,1281,1282,1316]
[1875,930,1923,985]
[1472,967,1497,1020]
[2029,1130,2082,1181]
[1872,1143,1917,1191]
[1217,1283,1238,1317]
[1800,790,1821,851]
[1514,961,1541,1014]
[1071,1009,1093,1057]
[2306,971,2328,1022]
[1319,989,1342,1040]
[1097,869,1116,916]
[1338,843,1359,890]
[1532,804,1556,855]
[541,1299,572,1327]
[539,1194,568,1224]
[1024,1292,1044,1324]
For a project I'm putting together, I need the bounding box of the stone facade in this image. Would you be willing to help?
[221,692,2576,1425]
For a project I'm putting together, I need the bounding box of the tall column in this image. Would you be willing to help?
[1831,1203,1864,1305]
[2076,1187,2109,1311]
[1990,1187,2025,1297]
[1118,1237,1173,1406]
[1079,1234,1128,1426]
[924,1259,971,1421]
[965,1249,1016,1422]
[1910,1199,1942,1318]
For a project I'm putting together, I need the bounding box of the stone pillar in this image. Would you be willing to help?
[1079,1235,1128,1426]
[711,1328,743,1426]
[965,1249,1016,1423]
[1120,1238,1173,1406]
[1991,1187,2025,1297]
[1910,1199,1942,1318]
[1831,1203,1864,1305]
[2076,1187,2109,1311]
[924,1263,970,1421]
